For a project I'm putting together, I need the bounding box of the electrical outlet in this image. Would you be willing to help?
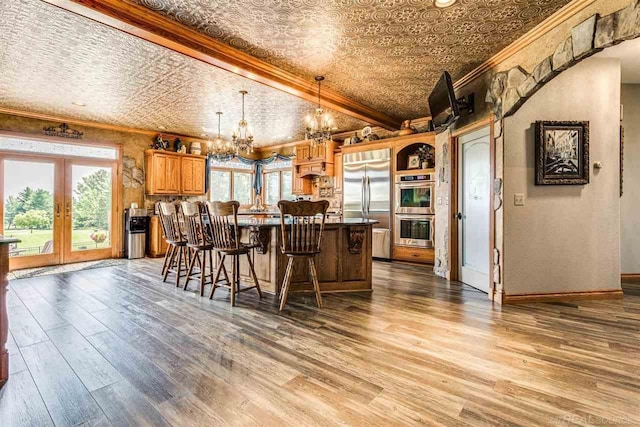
[514,193,525,206]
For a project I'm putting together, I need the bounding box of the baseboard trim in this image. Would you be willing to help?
[621,274,640,281]
[503,289,623,304]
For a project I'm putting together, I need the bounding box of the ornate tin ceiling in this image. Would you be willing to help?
[0,0,368,146]
[131,0,573,119]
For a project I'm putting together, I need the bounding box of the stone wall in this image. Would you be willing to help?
[433,129,451,279]
[486,0,640,119]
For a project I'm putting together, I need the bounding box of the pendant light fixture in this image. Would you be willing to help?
[305,76,333,148]
[209,111,234,160]
[232,90,254,153]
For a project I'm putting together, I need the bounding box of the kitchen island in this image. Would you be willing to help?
[227,218,377,295]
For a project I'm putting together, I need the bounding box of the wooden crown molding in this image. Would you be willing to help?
[40,0,401,130]
[454,0,597,90]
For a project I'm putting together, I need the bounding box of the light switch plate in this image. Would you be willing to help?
[514,193,525,206]
[437,197,442,205]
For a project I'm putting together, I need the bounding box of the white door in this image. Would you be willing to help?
[458,127,491,293]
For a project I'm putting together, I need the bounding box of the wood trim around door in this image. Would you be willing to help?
[448,116,495,300]
[0,132,124,265]
[63,159,120,264]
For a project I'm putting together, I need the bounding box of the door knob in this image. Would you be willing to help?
[456,212,463,220]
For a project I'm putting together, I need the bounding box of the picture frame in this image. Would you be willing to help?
[535,121,589,185]
[343,137,351,146]
[407,154,421,169]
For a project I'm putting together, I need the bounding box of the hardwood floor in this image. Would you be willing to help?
[1,259,639,426]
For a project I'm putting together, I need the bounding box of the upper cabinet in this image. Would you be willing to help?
[180,156,206,195]
[145,149,206,195]
[293,140,336,177]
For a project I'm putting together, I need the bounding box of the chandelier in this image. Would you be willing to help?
[305,76,333,147]
[209,111,234,160]
[232,90,254,153]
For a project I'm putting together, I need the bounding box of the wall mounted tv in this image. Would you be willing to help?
[428,71,460,131]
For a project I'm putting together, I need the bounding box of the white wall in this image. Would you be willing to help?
[503,57,621,295]
[621,84,640,274]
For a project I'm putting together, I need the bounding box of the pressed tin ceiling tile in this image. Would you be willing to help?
[130,0,572,118]
[0,0,368,146]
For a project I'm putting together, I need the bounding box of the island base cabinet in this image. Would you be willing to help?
[219,224,373,297]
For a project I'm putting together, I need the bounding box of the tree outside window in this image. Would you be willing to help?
[209,169,253,205]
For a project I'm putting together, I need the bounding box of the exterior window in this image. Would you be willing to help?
[209,170,253,205]
[209,170,231,202]
[233,172,252,205]
[265,172,280,205]
[282,170,293,201]
[264,169,294,205]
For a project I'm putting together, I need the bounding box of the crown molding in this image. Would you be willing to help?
[454,0,597,90]
[40,0,401,130]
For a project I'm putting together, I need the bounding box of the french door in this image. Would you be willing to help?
[0,154,117,270]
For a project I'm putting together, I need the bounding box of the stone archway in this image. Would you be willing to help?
[486,0,640,119]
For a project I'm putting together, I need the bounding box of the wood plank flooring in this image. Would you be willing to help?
[1,258,639,426]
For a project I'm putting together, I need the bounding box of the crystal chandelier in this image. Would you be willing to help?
[232,90,254,153]
[305,76,333,147]
[208,111,234,160]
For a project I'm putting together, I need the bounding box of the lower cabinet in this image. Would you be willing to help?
[148,216,168,258]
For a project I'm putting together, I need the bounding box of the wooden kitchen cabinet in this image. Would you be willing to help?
[180,156,206,195]
[294,141,336,165]
[148,216,168,258]
[295,145,311,163]
[292,164,312,195]
[145,149,206,195]
[334,152,343,193]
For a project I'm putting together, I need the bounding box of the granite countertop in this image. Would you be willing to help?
[237,218,378,227]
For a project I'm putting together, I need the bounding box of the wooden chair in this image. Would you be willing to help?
[277,200,329,312]
[181,201,220,297]
[204,201,262,306]
[157,202,189,287]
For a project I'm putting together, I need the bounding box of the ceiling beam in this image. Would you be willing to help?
[40,0,401,130]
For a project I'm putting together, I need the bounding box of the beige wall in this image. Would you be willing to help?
[621,84,640,274]
[503,57,621,295]
[0,113,149,208]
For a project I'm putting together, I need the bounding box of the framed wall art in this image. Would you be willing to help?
[535,121,589,185]
[407,154,421,169]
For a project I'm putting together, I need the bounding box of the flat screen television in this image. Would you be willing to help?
[428,71,460,130]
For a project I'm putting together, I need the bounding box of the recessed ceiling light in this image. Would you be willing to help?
[72,101,86,107]
[434,0,456,7]
[200,133,207,137]
[158,125,166,130]
[287,136,293,139]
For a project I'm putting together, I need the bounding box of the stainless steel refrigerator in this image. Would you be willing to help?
[343,148,392,259]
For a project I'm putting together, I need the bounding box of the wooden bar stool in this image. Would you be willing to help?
[157,202,189,287]
[277,200,329,312]
[181,201,217,297]
[205,201,262,306]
